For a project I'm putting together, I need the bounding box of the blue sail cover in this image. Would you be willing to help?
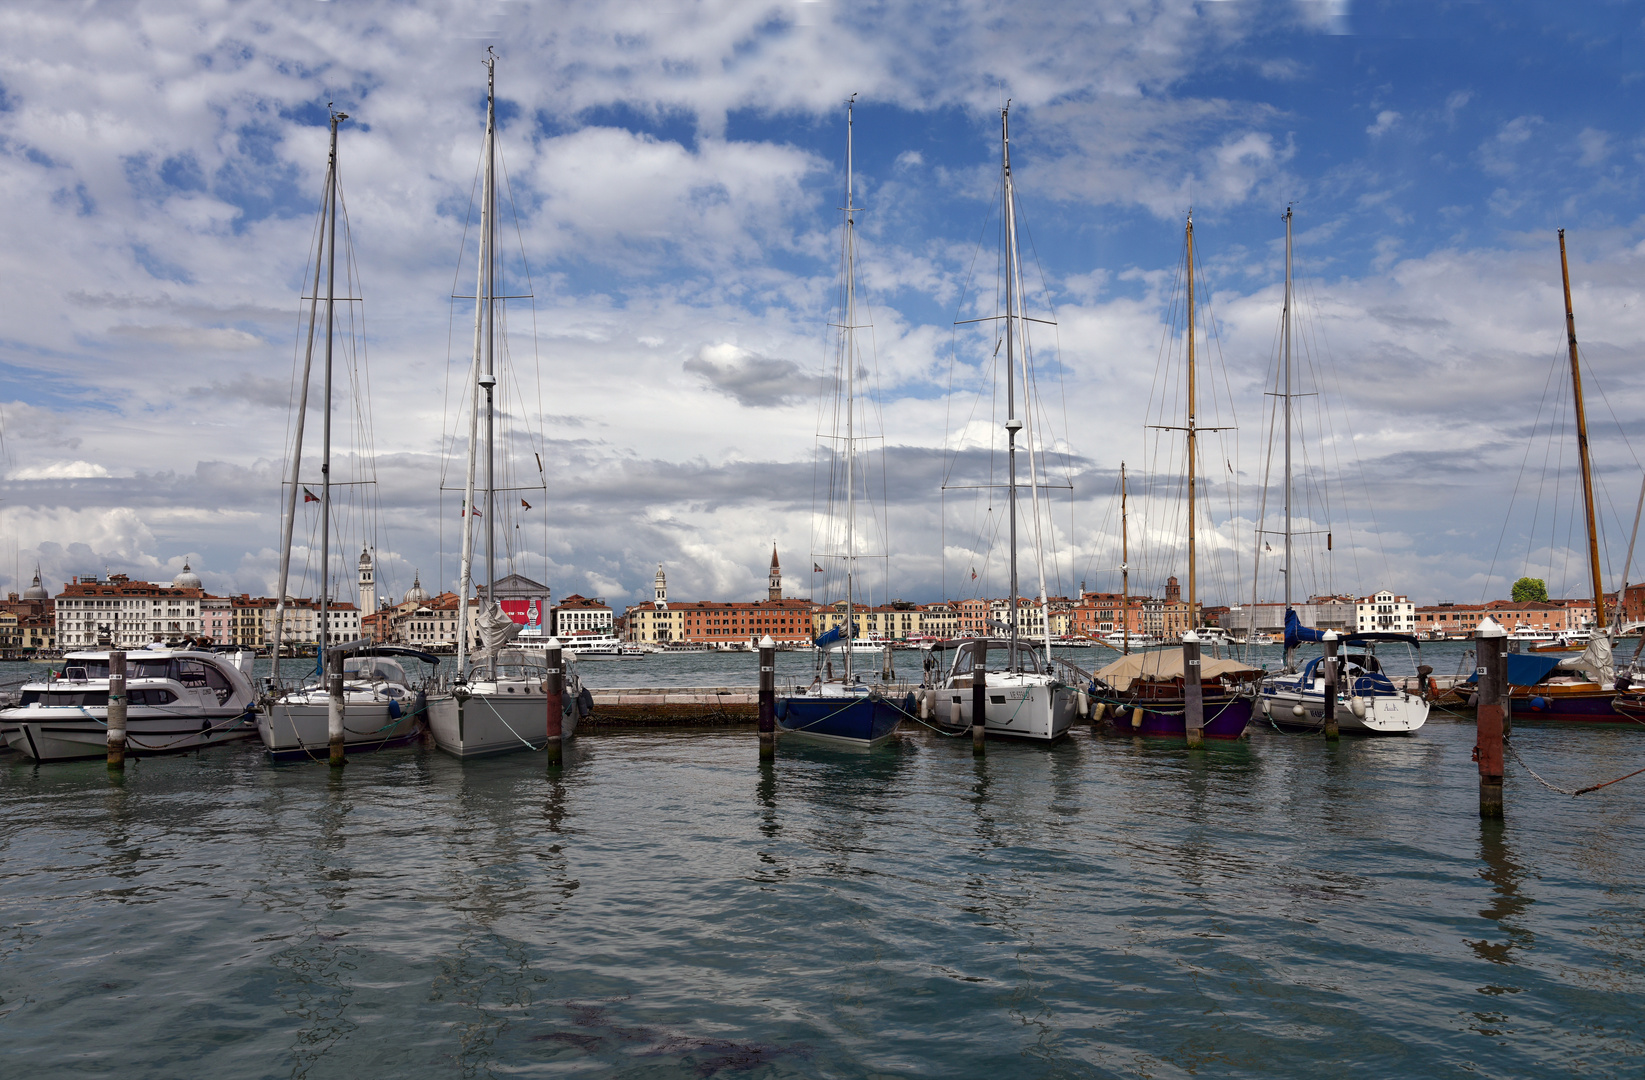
[1283,608,1328,652]
[814,621,859,649]
[1464,652,1561,687]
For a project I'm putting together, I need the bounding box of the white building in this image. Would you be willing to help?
[1356,590,1415,633]
[553,594,613,637]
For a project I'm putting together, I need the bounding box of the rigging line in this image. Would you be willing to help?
[1481,344,1567,605]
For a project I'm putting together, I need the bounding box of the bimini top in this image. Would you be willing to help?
[1284,608,1420,649]
[1096,651,1262,693]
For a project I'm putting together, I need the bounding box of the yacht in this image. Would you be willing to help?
[259,646,435,761]
[933,637,1080,741]
[426,646,587,758]
[5,646,259,761]
[544,630,644,660]
[1257,626,1429,734]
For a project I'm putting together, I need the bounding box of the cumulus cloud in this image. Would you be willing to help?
[682,344,809,407]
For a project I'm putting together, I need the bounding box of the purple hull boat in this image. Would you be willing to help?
[1105,693,1253,739]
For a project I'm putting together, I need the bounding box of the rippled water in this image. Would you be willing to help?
[3,657,1643,1077]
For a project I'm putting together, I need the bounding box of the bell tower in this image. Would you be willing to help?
[768,544,782,602]
[654,564,667,610]
[358,546,376,614]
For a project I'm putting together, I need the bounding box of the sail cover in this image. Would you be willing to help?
[1096,651,1262,693]
[477,600,523,654]
[1283,608,1328,652]
[814,621,859,650]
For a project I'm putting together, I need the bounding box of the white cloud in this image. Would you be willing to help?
[1366,110,1399,138]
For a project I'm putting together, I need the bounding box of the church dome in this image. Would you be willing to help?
[172,561,203,590]
[22,568,48,601]
[404,571,428,606]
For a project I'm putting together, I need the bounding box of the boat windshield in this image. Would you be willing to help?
[948,639,1045,678]
[56,656,216,682]
[467,649,551,683]
[344,657,410,686]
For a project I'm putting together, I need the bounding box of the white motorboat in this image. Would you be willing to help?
[546,631,644,660]
[259,648,438,761]
[426,647,587,758]
[3,646,260,762]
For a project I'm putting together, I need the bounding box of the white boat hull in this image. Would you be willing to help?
[257,696,430,761]
[938,675,1077,741]
[4,707,258,762]
[426,689,578,758]
[1258,685,1428,734]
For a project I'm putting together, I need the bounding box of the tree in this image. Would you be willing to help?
[1512,577,1549,603]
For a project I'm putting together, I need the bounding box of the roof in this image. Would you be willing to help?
[1095,651,1262,693]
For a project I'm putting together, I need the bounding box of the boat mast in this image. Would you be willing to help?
[1185,212,1198,634]
[1121,461,1130,656]
[457,53,494,677]
[318,107,345,672]
[1559,230,1607,630]
[1001,106,1023,670]
[1282,207,1293,618]
[273,110,339,684]
[482,57,500,677]
[843,96,858,682]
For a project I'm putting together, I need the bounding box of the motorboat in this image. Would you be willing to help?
[427,646,589,758]
[537,630,643,660]
[258,646,441,762]
[3,646,260,761]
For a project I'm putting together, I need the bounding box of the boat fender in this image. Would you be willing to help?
[1349,697,1367,718]
[1077,690,1090,718]
[1092,702,1107,724]
[1292,703,1306,717]
[1529,696,1548,712]
[388,698,403,720]
[1131,706,1144,729]
[1467,692,1479,708]
[576,687,594,719]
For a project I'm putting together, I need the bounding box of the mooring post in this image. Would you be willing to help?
[106,650,127,770]
[327,647,345,767]
[1476,617,1507,819]
[1322,631,1340,740]
[545,637,564,767]
[758,634,776,759]
[1182,631,1204,747]
[971,638,987,756]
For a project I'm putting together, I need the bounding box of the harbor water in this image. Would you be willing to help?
[2,643,1643,1077]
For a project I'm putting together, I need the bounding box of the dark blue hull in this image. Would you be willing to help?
[775,693,909,748]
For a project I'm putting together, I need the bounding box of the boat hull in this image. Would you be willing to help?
[937,679,1077,742]
[3,708,259,762]
[1510,683,1625,721]
[1257,687,1428,734]
[257,698,429,762]
[776,693,907,748]
[427,691,579,758]
[1104,693,1251,739]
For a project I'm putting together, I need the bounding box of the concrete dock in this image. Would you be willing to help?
[587,686,760,726]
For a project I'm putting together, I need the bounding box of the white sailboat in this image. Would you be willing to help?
[935,105,1078,743]
[258,106,440,762]
[1255,208,1428,734]
[425,52,582,759]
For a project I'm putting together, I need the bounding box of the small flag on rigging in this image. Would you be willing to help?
[813,563,823,572]
[303,487,319,503]
[521,499,532,510]
[970,567,978,581]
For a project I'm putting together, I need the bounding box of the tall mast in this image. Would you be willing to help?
[1121,462,1130,656]
[1559,229,1606,629]
[482,55,499,675]
[1185,212,1197,633]
[1282,207,1293,616]
[273,111,338,684]
[1001,106,1023,668]
[843,96,858,682]
[456,53,493,675]
[318,107,344,669]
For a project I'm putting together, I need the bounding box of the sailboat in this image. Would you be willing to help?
[1501,231,1627,720]
[1094,212,1256,738]
[425,52,583,759]
[931,105,1079,743]
[1254,208,1428,734]
[258,107,441,762]
[774,98,913,749]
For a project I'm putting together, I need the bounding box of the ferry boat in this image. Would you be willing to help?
[3,646,260,761]
[524,630,643,660]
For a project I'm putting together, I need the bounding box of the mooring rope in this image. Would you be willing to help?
[1504,740,1645,797]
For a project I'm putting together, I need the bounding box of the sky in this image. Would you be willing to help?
[2,0,1645,614]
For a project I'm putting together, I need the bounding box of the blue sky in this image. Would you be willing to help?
[1,0,1644,614]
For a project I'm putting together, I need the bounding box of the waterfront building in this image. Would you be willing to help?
[625,561,813,645]
[54,571,205,648]
[1415,598,1594,637]
[1219,597,1355,641]
[955,597,990,636]
[201,595,233,644]
[1356,590,1416,633]
[1,569,56,652]
[0,610,18,651]
[917,601,960,639]
[231,595,277,648]
[491,572,550,639]
[553,594,613,637]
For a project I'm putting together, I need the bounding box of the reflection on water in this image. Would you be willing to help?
[0,721,1642,1077]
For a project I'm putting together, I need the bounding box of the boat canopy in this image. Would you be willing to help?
[356,645,444,667]
[1464,653,1562,687]
[814,621,859,650]
[1284,608,1420,649]
[1096,651,1261,693]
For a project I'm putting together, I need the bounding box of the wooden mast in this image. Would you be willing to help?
[1559,230,1607,629]
[1185,212,1198,634]
[1120,461,1130,656]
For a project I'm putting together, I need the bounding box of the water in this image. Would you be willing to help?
[4,645,1643,1078]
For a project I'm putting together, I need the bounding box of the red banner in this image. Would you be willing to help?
[499,598,544,629]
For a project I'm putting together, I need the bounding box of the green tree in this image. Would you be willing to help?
[1511,577,1549,603]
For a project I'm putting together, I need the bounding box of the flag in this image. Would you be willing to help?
[303,487,319,503]
[970,567,977,581]
[813,563,823,572]
[521,499,532,510]
[462,503,482,517]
